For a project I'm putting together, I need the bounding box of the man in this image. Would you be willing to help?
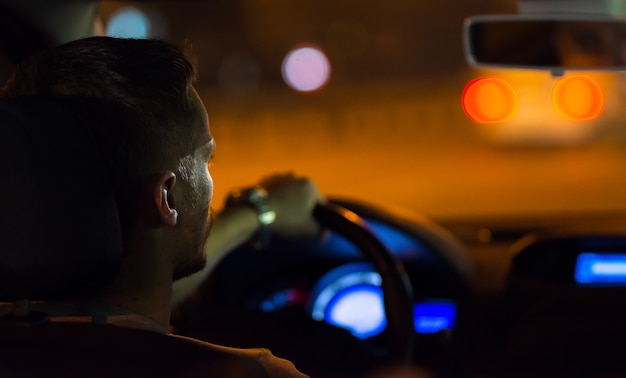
[1,36,321,376]
[0,0,318,308]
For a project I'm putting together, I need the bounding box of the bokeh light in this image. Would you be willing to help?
[462,77,518,124]
[552,75,605,121]
[282,45,331,92]
[466,69,618,145]
[106,7,151,39]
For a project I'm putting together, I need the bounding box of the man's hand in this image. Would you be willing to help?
[260,172,325,238]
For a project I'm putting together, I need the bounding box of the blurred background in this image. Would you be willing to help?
[99,0,626,221]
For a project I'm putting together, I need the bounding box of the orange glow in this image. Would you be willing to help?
[552,75,605,121]
[462,77,518,124]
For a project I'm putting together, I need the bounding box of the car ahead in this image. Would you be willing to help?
[3,0,626,376]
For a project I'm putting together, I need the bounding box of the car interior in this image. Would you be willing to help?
[2,0,626,377]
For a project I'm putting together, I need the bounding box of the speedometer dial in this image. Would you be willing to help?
[309,263,458,339]
[310,263,385,339]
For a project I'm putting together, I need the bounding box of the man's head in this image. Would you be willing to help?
[2,37,215,280]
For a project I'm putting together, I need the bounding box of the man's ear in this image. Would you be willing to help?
[154,171,178,227]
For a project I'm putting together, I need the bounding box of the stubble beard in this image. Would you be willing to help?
[172,207,214,281]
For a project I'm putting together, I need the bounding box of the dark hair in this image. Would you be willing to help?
[1,36,201,238]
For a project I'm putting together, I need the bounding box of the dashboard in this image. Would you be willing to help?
[195,201,470,333]
[257,216,460,339]
[174,201,626,376]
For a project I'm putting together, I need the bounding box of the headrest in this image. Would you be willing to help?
[0,97,123,301]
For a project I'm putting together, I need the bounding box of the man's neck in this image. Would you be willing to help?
[94,251,174,330]
[75,229,177,331]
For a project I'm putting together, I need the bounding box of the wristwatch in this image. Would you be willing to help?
[226,186,276,249]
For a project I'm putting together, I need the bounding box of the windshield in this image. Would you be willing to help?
[100,0,626,221]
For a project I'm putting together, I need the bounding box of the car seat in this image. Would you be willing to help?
[0,97,269,378]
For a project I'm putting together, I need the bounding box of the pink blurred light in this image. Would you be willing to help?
[282,46,331,92]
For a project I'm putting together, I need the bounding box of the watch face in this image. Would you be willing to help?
[259,210,277,225]
[250,188,275,226]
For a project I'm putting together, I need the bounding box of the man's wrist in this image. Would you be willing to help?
[225,186,276,248]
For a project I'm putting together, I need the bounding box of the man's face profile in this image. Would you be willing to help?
[171,90,215,280]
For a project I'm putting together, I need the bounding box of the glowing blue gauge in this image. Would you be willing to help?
[311,264,381,321]
[309,263,457,339]
[106,7,151,39]
[575,253,626,284]
[325,285,386,339]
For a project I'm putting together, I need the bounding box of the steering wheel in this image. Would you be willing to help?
[313,202,415,366]
[174,201,417,373]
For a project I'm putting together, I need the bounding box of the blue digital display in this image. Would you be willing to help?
[413,301,457,334]
[575,253,626,284]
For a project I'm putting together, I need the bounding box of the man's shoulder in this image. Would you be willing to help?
[170,333,310,378]
[0,320,302,378]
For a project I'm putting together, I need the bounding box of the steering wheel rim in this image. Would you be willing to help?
[313,201,415,366]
